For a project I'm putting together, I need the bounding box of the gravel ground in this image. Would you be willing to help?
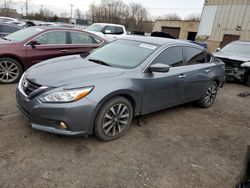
[0,83,249,188]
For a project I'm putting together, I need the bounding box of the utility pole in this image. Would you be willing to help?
[25,0,28,17]
[107,3,113,22]
[69,4,74,19]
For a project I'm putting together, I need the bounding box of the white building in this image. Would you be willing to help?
[198,0,250,51]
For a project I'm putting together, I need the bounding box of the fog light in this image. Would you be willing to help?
[59,122,67,129]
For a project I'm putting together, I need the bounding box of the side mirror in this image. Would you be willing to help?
[149,63,170,73]
[29,39,40,47]
[216,48,221,52]
[104,30,112,34]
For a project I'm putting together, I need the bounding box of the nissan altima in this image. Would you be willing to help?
[16,36,225,141]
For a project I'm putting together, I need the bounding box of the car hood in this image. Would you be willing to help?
[25,55,125,87]
[214,51,250,62]
[0,38,15,46]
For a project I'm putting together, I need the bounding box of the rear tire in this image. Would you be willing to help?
[94,97,133,141]
[197,81,218,108]
[0,57,22,84]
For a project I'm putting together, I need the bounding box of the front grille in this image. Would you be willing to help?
[219,58,242,67]
[22,79,41,96]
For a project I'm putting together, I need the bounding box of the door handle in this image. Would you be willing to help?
[178,74,186,79]
[60,49,68,53]
[205,69,212,73]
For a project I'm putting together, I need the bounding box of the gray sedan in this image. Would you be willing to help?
[16,36,225,141]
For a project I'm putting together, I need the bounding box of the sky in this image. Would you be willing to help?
[13,0,205,19]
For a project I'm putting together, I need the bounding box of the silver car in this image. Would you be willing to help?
[16,36,225,141]
[214,41,250,86]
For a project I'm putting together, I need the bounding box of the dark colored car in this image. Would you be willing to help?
[214,41,250,86]
[151,31,176,39]
[16,36,225,141]
[0,26,106,84]
[0,22,21,38]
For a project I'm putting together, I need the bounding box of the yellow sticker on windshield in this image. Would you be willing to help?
[139,43,157,50]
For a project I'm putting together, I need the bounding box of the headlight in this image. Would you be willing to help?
[43,87,94,103]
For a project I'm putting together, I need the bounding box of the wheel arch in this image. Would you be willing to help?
[89,90,141,135]
[0,54,24,72]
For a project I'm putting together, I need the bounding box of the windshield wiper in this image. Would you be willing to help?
[1,37,11,41]
[88,59,112,67]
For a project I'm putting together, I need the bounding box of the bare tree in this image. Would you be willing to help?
[75,8,83,19]
[2,0,14,9]
[60,11,68,18]
[158,13,181,21]
[88,0,151,32]
[185,13,201,21]
[127,2,149,31]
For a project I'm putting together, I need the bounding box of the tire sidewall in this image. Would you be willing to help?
[198,81,218,108]
[94,97,133,141]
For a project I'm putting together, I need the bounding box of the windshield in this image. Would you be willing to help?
[4,27,44,42]
[221,42,250,56]
[86,40,159,69]
[86,24,105,32]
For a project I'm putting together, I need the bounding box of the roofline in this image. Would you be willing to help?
[91,23,125,27]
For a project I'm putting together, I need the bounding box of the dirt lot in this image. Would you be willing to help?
[0,83,249,188]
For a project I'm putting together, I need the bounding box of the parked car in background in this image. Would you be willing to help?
[0,22,21,38]
[86,23,126,41]
[151,31,176,39]
[16,36,225,141]
[0,26,106,84]
[0,16,18,23]
[214,41,250,86]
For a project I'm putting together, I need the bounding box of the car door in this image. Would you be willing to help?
[26,30,69,66]
[67,31,103,56]
[141,46,185,114]
[181,46,215,102]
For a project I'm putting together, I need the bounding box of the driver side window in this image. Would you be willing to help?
[36,31,67,45]
[152,47,183,67]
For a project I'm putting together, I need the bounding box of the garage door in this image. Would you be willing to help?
[220,34,240,48]
[162,27,181,39]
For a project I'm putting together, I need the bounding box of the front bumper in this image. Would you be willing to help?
[16,88,98,136]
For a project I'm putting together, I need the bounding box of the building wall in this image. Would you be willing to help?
[199,0,250,51]
[153,20,199,40]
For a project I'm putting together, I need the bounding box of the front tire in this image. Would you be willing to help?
[94,97,133,141]
[0,57,22,84]
[197,81,218,108]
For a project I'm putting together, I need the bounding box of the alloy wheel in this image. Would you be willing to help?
[205,83,217,105]
[0,60,19,83]
[102,103,130,137]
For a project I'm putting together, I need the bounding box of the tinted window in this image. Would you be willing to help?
[115,27,124,34]
[185,47,206,65]
[86,24,105,32]
[87,40,159,69]
[36,31,66,44]
[70,32,93,44]
[0,25,20,33]
[105,26,116,33]
[153,47,183,67]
